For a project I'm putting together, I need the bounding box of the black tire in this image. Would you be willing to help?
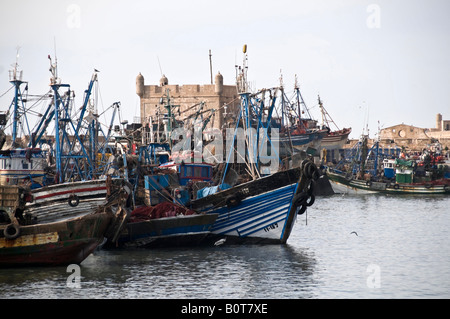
[4,223,20,240]
[68,194,80,207]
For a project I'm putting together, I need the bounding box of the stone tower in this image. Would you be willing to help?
[136,72,239,134]
[436,113,443,131]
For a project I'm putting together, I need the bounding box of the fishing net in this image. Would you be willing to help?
[129,201,196,222]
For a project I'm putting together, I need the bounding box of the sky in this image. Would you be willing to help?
[1,0,449,140]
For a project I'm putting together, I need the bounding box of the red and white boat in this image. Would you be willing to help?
[317,96,351,150]
[25,178,130,224]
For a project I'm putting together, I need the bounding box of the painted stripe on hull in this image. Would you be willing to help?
[207,184,297,241]
[34,186,107,201]
[26,200,106,223]
[25,180,109,223]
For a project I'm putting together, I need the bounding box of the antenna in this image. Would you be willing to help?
[11,46,21,81]
[53,37,58,79]
[15,46,20,66]
[209,49,213,84]
[236,44,249,93]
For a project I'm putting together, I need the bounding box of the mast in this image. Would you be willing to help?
[49,54,66,182]
[235,44,259,179]
[294,75,301,119]
[232,45,281,178]
[47,55,94,182]
[8,49,30,146]
[160,88,180,147]
[318,95,325,129]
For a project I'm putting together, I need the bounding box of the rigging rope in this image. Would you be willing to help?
[0,85,14,98]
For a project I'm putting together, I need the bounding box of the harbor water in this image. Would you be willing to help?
[1,193,449,299]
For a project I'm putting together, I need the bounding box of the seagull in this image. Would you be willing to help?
[214,238,226,246]
[350,231,358,236]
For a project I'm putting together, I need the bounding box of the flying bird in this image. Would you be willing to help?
[214,238,226,246]
[350,231,358,236]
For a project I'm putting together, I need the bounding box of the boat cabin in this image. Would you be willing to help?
[383,159,396,179]
[158,162,213,186]
[145,162,214,206]
[0,148,47,187]
[394,158,415,184]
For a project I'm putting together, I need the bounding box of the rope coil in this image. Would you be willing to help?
[294,160,320,215]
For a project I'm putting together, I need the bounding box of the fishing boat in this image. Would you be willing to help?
[327,168,450,194]
[137,159,319,245]
[326,135,450,195]
[106,202,218,248]
[317,96,352,150]
[0,184,128,267]
[271,81,329,154]
[25,177,131,224]
[102,161,219,248]
[190,163,318,244]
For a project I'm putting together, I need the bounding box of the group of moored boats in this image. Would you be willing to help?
[1,47,449,268]
[325,134,450,195]
[0,49,328,267]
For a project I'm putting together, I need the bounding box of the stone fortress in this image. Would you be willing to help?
[136,72,240,139]
[378,113,450,152]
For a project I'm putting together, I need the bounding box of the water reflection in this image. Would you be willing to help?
[2,194,448,299]
[0,244,318,299]
[80,244,318,299]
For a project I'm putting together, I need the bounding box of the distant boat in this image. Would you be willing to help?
[272,126,328,153]
[321,127,352,150]
[326,135,450,195]
[317,96,351,150]
[271,85,329,153]
[327,169,449,194]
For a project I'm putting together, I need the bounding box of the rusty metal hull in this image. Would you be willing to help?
[0,211,112,267]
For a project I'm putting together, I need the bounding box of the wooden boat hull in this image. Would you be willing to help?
[0,211,113,267]
[205,183,299,244]
[113,213,219,248]
[24,179,127,223]
[190,167,313,244]
[274,131,326,152]
[321,128,351,150]
[327,170,450,195]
